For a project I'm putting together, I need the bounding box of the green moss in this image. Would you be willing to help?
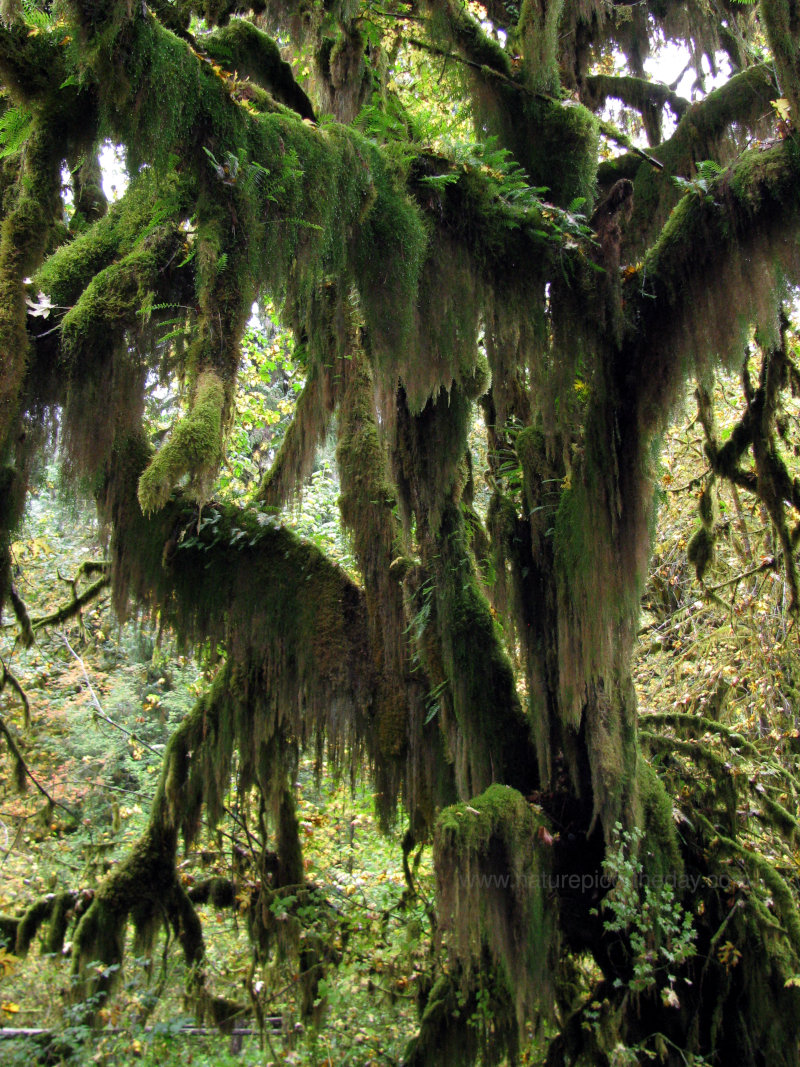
[400,233,485,415]
[759,0,800,115]
[0,118,62,452]
[635,759,682,886]
[632,139,800,434]
[523,97,599,208]
[427,0,512,77]
[137,370,225,513]
[434,784,558,1041]
[259,355,339,508]
[60,238,176,363]
[551,455,644,833]
[35,170,185,307]
[433,508,534,797]
[203,19,314,120]
[15,896,55,955]
[336,343,409,774]
[352,140,428,365]
[621,62,780,255]
[518,0,564,95]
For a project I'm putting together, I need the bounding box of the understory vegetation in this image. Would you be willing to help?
[2,0,800,1064]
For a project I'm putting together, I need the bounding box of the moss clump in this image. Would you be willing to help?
[202,19,315,120]
[60,235,178,364]
[35,170,185,307]
[521,97,599,208]
[435,784,558,1043]
[137,370,226,513]
[635,759,682,887]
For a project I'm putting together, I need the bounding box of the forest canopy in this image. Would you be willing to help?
[2,0,800,1063]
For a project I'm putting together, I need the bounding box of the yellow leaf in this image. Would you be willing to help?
[0,948,18,978]
[773,98,792,123]
[1,1001,20,1014]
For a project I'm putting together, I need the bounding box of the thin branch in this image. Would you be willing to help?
[58,631,162,757]
[0,661,76,816]
[2,660,30,727]
[597,117,664,169]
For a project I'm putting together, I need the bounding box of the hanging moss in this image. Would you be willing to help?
[401,232,484,415]
[635,759,682,886]
[101,434,381,786]
[60,232,180,365]
[258,357,340,508]
[551,437,647,835]
[336,342,406,756]
[622,61,779,248]
[760,0,800,116]
[434,784,558,1042]
[351,141,428,367]
[0,117,62,454]
[68,150,107,231]
[518,0,564,95]
[522,98,599,209]
[632,139,800,434]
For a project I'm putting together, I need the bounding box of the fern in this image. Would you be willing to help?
[21,0,54,30]
[0,102,33,159]
[673,159,725,202]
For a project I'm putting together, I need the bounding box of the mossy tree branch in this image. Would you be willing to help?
[581,73,690,124]
[30,572,109,632]
[628,139,800,431]
[694,321,800,607]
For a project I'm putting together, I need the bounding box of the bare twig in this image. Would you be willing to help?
[58,631,162,757]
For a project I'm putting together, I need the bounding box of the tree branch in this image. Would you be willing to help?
[30,573,109,631]
[58,631,163,757]
[0,659,74,815]
[629,139,800,430]
[582,73,689,121]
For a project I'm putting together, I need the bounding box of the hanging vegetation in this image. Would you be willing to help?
[2,0,800,1062]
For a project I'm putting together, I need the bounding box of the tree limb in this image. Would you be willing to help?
[30,574,109,631]
[582,73,689,120]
